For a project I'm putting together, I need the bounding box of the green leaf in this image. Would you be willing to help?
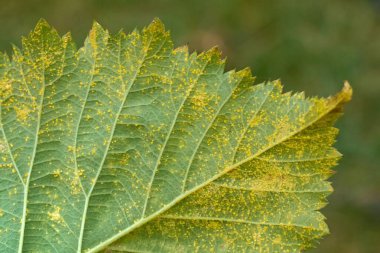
[0,19,352,253]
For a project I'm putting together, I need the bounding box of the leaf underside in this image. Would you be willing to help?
[0,19,352,253]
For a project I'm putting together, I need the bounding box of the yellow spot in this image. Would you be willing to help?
[70,177,82,195]
[273,235,282,244]
[48,206,64,224]
[0,80,12,98]
[207,221,221,229]
[191,92,210,109]
[77,169,84,177]
[249,113,264,128]
[15,106,31,122]
[23,172,29,183]
[52,169,61,178]
[67,145,75,152]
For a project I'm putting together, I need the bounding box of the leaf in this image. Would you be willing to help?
[0,19,352,253]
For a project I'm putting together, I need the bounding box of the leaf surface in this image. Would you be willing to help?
[0,19,352,253]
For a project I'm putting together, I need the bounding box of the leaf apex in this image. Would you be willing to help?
[146,17,166,34]
[341,81,353,102]
[173,45,189,54]
[91,20,105,31]
[235,67,253,80]
[326,81,352,108]
[198,46,224,66]
[272,79,284,92]
[35,18,51,29]
[152,17,163,24]
[273,78,282,86]
[62,32,73,41]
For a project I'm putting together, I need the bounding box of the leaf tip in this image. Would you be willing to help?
[146,17,166,34]
[173,45,189,54]
[33,18,60,37]
[35,18,51,29]
[325,81,352,109]
[341,81,352,103]
[198,46,225,66]
[152,17,163,24]
[235,67,254,82]
[62,32,73,43]
[91,20,105,32]
[272,79,284,93]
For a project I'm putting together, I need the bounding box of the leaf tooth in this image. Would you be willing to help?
[146,17,166,34]
[34,18,52,31]
[29,18,61,43]
[340,81,353,102]
[198,46,222,61]
[173,45,189,55]
[235,67,255,85]
[88,21,109,53]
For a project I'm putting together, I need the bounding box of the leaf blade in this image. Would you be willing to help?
[0,19,352,253]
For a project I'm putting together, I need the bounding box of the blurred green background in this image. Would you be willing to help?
[0,0,378,252]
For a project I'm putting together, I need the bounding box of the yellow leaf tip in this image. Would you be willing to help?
[196,46,224,66]
[36,18,50,28]
[341,81,352,102]
[235,67,252,79]
[62,32,73,41]
[273,79,283,90]
[173,45,189,54]
[32,18,55,35]
[146,18,166,34]
[326,81,352,107]
[91,20,104,31]
[152,17,163,24]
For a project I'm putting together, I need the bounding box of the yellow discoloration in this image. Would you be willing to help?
[70,177,82,195]
[191,92,210,109]
[0,80,12,97]
[14,105,32,123]
[77,169,84,177]
[249,112,265,128]
[48,206,64,224]
[0,19,351,252]
[89,24,99,55]
[52,169,61,178]
[67,145,75,153]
